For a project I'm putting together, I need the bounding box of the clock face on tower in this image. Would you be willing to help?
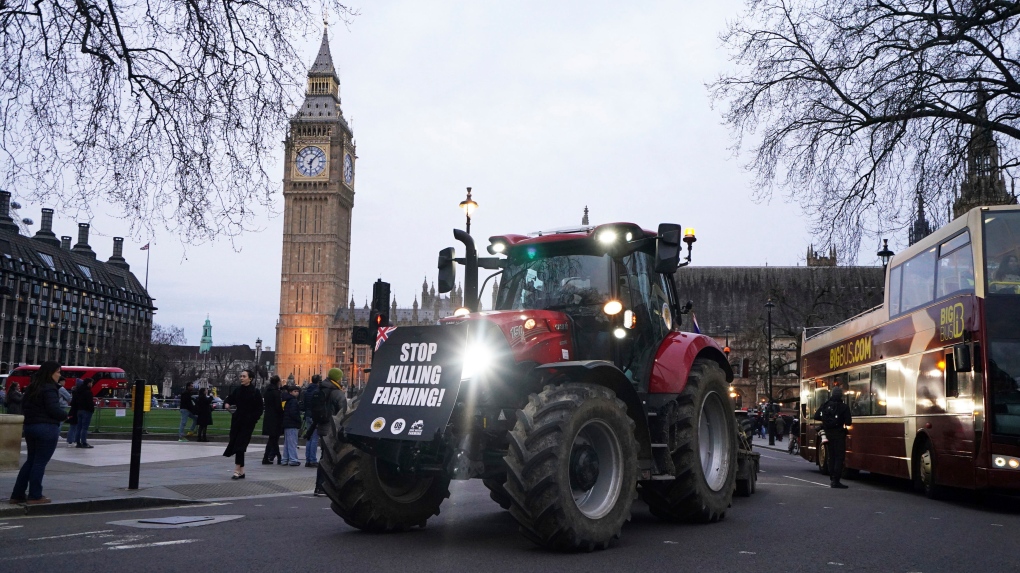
[343,153,354,184]
[295,146,327,177]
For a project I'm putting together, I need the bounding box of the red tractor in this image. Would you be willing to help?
[320,222,744,551]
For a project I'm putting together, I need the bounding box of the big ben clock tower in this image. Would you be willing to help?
[276,26,356,384]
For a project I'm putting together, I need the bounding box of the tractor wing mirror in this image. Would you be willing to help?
[438,247,456,294]
[655,223,682,273]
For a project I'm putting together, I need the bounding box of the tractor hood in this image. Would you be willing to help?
[439,309,575,365]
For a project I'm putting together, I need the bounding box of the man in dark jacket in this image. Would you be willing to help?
[814,386,852,488]
[10,362,66,504]
[178,381,198,441]
[281,385,302,466]
[303,375,321,467]
[261,375,283,464]
[313,368,348,496]
[71,379,96,448]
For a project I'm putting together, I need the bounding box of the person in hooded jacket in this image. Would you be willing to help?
[222,369,264,479]
[281,384,302,466]
[71,378,95,448]
[9,361,65,504]
[261,375,283,465]
[814,385,853,488]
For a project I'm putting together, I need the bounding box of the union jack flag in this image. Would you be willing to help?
[690,312,701,334]
[376,326,397,351]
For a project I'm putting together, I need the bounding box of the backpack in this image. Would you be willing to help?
[819,400,841,430]
[308,383,332,426]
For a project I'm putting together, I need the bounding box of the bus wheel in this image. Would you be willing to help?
[817,441,830,476]
[913,439,944,500]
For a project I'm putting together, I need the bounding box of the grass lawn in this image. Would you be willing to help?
[87,407,263,436]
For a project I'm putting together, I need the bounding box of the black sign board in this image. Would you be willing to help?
[346,324,467,441]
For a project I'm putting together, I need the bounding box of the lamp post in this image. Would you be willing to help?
[877,239,894,270]
[254,338,262,387]
[459,187,478,235]
[765,298,776,446]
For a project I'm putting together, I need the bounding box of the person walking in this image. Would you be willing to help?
[57,377,74,446]
[178,381,198,441]
[261,375,283,465]
[814,386,853,489]
[303,375,321,468]
[775,414,786,442]
[4,381,22,415]
[71,378,96,448]
[8,361,65,505]
[193,388,214,442]
[222,369,264,480]
[312,368,348,496]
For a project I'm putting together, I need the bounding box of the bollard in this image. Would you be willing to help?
[0,413,24,470]
[128,379,145,489]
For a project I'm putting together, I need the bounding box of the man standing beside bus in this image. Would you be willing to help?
[814,386,852,489]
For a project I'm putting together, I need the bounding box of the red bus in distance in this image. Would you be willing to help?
[8,365,129,406]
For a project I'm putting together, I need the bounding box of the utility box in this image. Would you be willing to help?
[0,414,24,470]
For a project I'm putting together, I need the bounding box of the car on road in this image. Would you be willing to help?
[211,396,224,410]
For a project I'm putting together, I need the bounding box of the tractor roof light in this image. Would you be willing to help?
[597,229,618,245]
[454,307,470,317]
[683,228,697,245]
[487,241,506,255]
[603,300,623,315]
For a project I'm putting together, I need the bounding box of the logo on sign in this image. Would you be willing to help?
[408,419,424,436]
[371,417,386,433]
[939,302,965,342]
[510,325,524,341]
[390,418,406,435]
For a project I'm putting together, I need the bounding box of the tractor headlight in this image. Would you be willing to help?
[461,343,495,382]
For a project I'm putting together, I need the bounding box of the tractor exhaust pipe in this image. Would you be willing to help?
[453,229,479,312]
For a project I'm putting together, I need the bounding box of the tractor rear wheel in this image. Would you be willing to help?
[504,383,639,551]
[319,414,450,532]
[640,359,737,523]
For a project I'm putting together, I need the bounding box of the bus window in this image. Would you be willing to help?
[988,340,1020,435]
[871,364,887,415]
[888,265,902,316]
[984,212,1020,295]
[916,351,948,414]
[936,231,974,299]
[848,368,872,416]
[901,247,937,312]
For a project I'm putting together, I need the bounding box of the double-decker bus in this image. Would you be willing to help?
[799,205,1020,497]
[8,365,130,405]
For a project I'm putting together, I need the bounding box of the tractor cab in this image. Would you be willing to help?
[486,223,690,388]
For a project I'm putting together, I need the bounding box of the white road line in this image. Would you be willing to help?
[30,529,114,541]
[783,475,830,487]
[0,525,24,530]
[108,539,198,550]
[0,547,106,561]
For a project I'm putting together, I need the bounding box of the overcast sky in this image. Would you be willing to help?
[16,1,864,348]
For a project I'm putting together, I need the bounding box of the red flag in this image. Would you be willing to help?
[140,243,150,250]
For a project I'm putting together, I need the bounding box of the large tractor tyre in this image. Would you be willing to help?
[319,414,451,532]
[483,475,513,510]
[504,383,639,551]
[640,359,737,523]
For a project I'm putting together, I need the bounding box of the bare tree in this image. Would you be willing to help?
[0,0,355,240]
[711,0,1020,257]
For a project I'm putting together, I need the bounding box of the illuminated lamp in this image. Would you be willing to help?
[603,300,623,315]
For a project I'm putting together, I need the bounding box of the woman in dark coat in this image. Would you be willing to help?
[5,381,22,415]
[193,388,214,442]
[261,375,283,465]
[222,369,263,479]
[9,361,65,504]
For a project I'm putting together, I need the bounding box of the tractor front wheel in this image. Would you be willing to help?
[320,415,451,532]
[504,383,639,551]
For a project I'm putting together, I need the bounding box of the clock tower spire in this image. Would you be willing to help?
[275,25,357,384]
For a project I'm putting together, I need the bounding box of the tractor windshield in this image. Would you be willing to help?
[494,253,613,311]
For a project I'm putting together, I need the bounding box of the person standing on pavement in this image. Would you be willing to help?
[9,361,65,505]
[313,368,348,496]
[814,385,852,488]
[178,381,199,441]
[222,369,264,479]
[303,374,321,468]
[193,388,214,442]
[4,381,22,415]
[281,384,302,466]
[261,375,283,465]
[71,378,95,448]
[775,414,786,442]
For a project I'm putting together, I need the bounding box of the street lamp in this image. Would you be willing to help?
[254,338,262,387]
[877,239,894,269]
[765,298,776,446]
[459,187,478,235]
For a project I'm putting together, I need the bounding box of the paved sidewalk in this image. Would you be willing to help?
[0,437,318,517]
